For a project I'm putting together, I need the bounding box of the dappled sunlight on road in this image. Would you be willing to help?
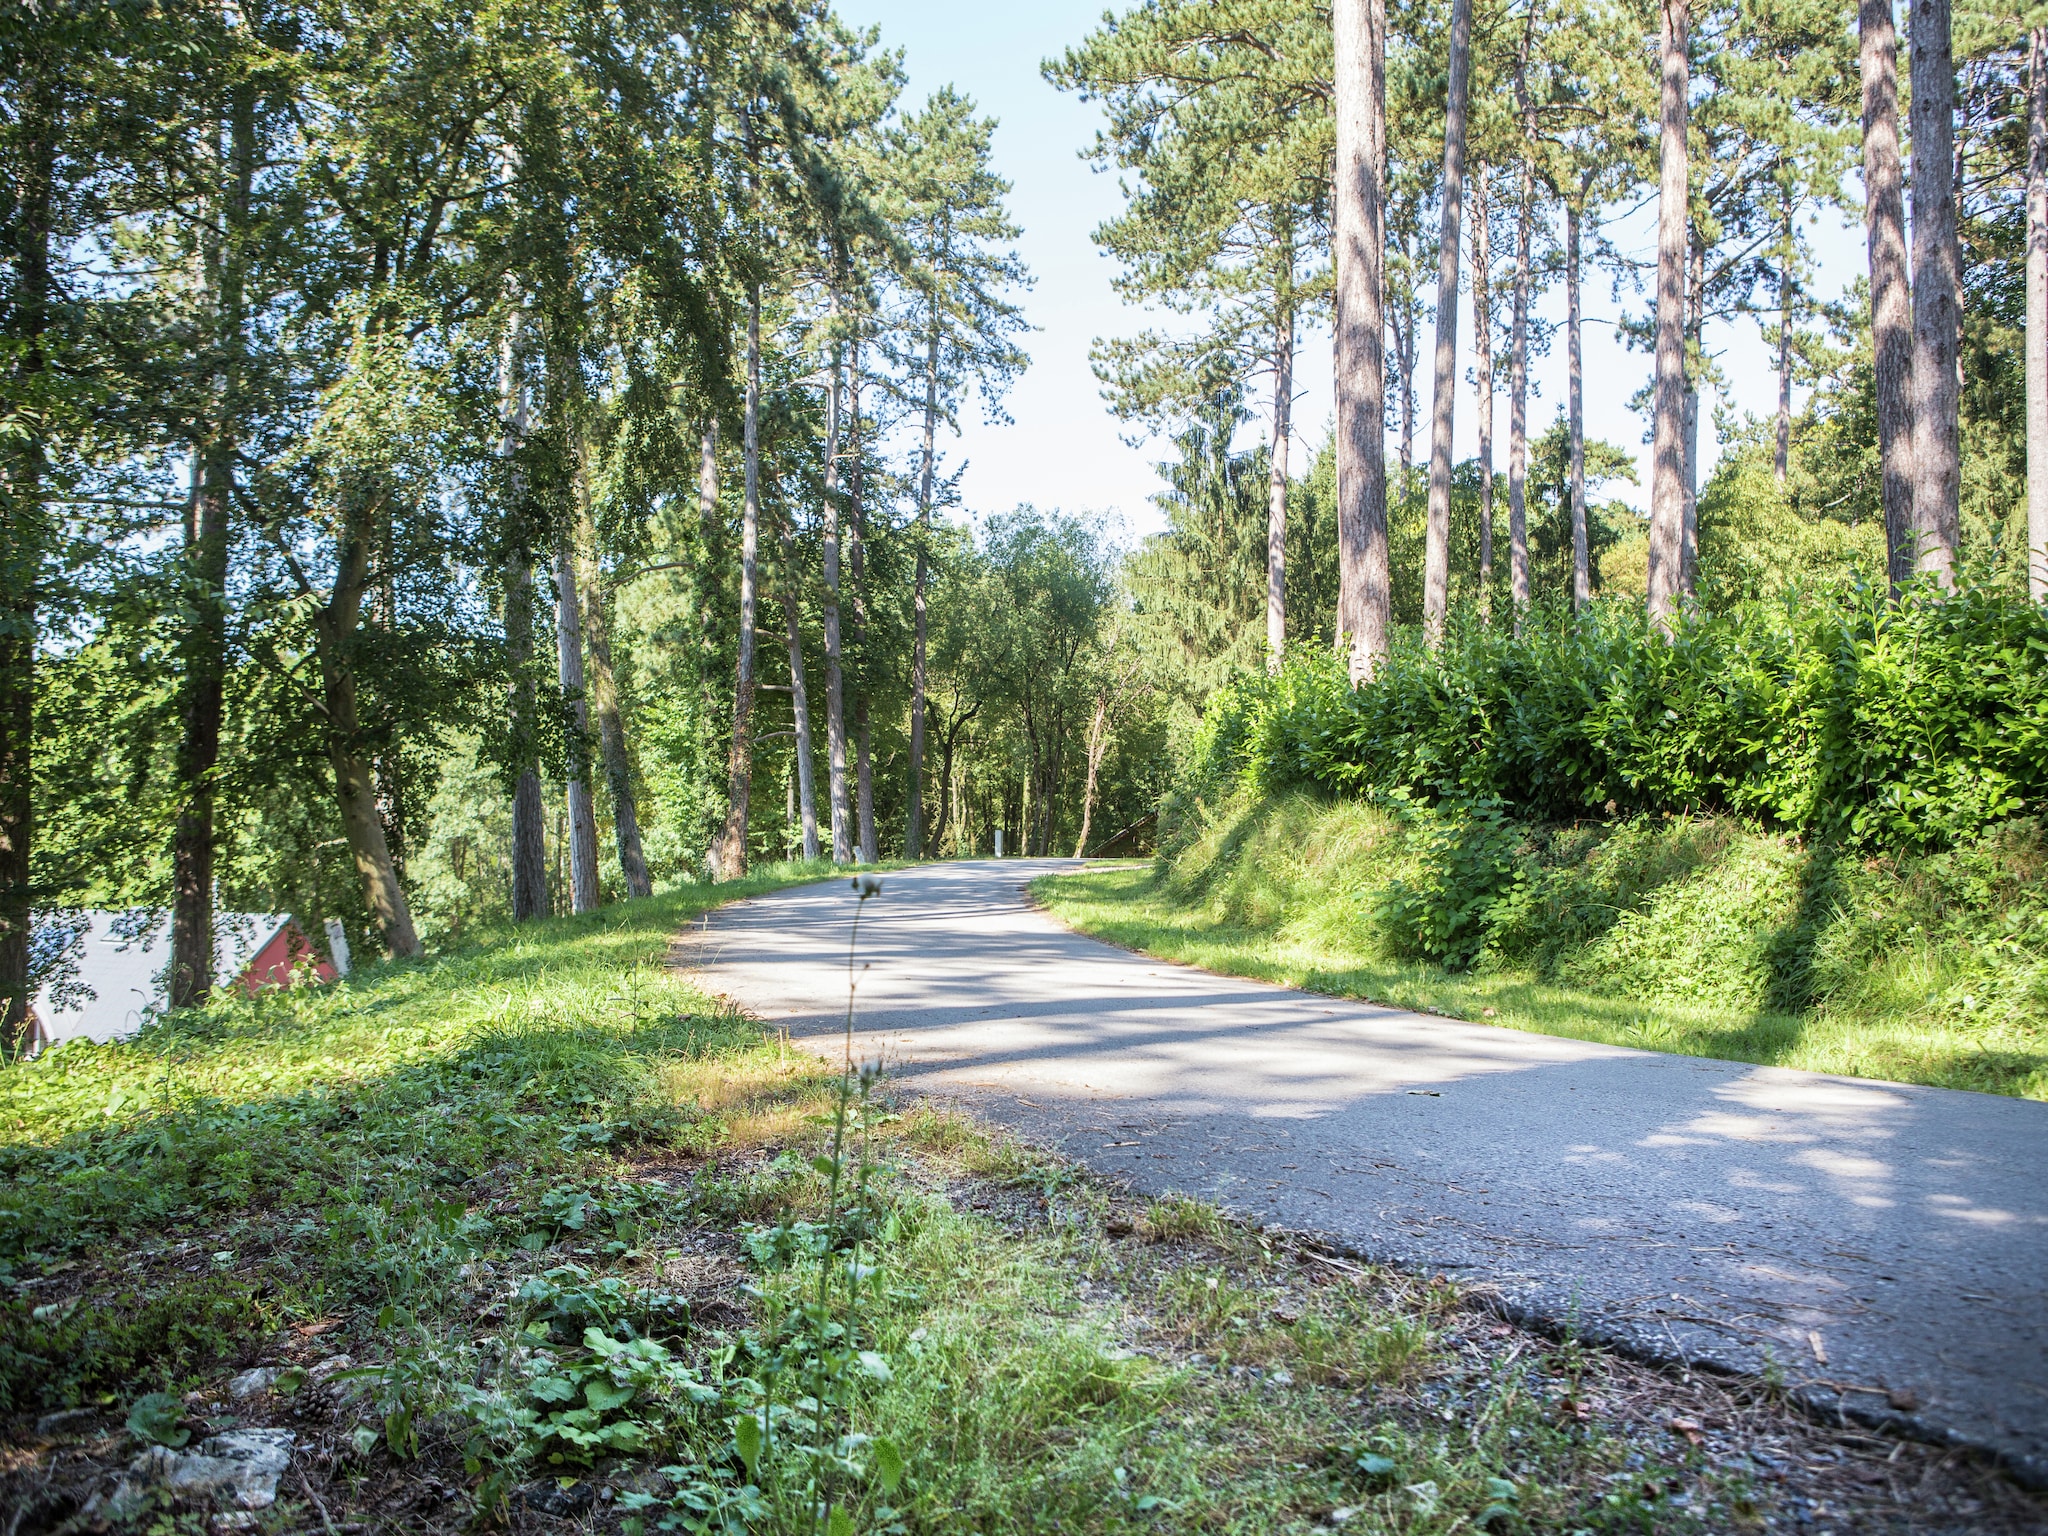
[686,858,2048,1478]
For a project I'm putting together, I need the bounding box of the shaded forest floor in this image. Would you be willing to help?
[1,870,2042,1534]
[1037,793,2048,1100]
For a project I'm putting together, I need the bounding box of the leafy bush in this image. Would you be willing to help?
[1181,579,2048,852]
[1375,797,1526,968]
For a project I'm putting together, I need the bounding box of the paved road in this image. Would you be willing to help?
[681,859,2048,1483]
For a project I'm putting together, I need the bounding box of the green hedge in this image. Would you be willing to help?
[1186,582,2048,850]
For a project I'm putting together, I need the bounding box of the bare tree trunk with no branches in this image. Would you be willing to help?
[1861,0,1915,591]
[1334,0,1389,681]
[1507,172,1534,628]
[554,538,600,913]
[578,507,650,898]
[906,315,940,856]
[819,320,852,863]
[1908,0,1960,585]
[1474,163,1494,620]
[501,320,548,922]
[1567,200,1590,608]
[2031,27,2048,601]
[716,292,763,878]
[847,338,877,860]
[1423,0,1474,645]
[778,552,820,862]
[1647,0,1690,629]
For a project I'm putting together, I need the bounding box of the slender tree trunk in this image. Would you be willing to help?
[1567,200,1590,608]
[553,540,600,913]
[2030,26,2048,601]
[1334,0,1390,681]
[1474,163,1494,620]
[778,568,820,862]
[1073,693,1110,858]
[507,554,548,923]
[906,317,940,855]
[819,315,852,864]
[716,290,763,878]
[1508,170,1534,627]
[1267,285,1293,671]
[1681,240,1702,597]
[847,339,877,861]
[1775,185,1794,485]
[0,57,59,1045]
[1647,0,1690,628]
[1861,0,1916,591]
[1396,283,1416,482]
[1909,0,1960,584]
[500,317,548,921]
[578,503,650,898]
[172,81,254,1007]
[1423,0,1474,644]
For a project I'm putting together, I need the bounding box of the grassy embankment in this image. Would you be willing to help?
[2,859,2040,1533]
[1038,793,2048,1099]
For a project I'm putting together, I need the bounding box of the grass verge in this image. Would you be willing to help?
[1,863,2040,1534]
[1035,793,2048,1098]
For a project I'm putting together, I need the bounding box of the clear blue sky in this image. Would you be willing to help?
[837,0,1865,535]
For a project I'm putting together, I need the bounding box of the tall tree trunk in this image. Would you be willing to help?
[2030,26,2048,601]
[716,290,763,878]
[500,318,548,922]
[1647,0,1690,629]
[819,323,852,864]
[1681,239,1702,596]
[1908,0,1960,584]
[1396,282,1416,482]
[1507,170,1534,627]
[1334,0,1390,681]
[1474,163,1494,620]
[1775,185,1794,485]
[906,315,940,856]
[553,539,600,913]
[1567,199,1590,608]
[0,53,58,1046]
[578,516,651,898]
[1073,693,1110,858]
[1508,15,1539,627]
[1861,0,1915,592]
[172,79,254,1008]
[778,531,820,862]
[1267,281,1293,671]
[847,338,877,861]
[1422,0,1474,644]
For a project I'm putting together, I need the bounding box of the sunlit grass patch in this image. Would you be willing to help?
[1042,794,2048,1099]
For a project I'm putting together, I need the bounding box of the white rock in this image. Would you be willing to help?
[226,1368,279,1400]
[124,1427,296,1510]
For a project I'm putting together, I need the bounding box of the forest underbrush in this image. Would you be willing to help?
[1,869,2042,1535]
[1037,791,2048,1100]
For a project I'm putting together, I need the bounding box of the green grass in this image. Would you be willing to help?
[1035,793,2048,1100]
[2,856,2038,1534]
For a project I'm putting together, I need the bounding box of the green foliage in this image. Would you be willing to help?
[1045,792,2048,1098]
[1375,797,1525,968]
[1183,581,2048,854]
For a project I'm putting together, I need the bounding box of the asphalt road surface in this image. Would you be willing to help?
[680,858,2048,1484]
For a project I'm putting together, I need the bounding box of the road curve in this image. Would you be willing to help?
[679,858,2048,1483]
